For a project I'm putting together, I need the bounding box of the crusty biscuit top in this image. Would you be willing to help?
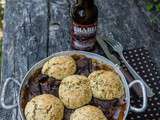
[42,56,76,80]
[70,105,107,120]
[88,70,124,100]
[59,75,92,109]
[25,94,64,120]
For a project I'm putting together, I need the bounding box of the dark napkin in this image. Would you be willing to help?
[121,47,160,120]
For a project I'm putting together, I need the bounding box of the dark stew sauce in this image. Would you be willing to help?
[21,55,127,120]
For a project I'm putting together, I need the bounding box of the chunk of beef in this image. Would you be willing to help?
[90,98,121,120]
[63,108,74,120]
[40,77,61,97]
[29,74,48,97]
[76,57,93,76]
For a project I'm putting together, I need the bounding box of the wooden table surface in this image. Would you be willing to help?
[0,0,160,119]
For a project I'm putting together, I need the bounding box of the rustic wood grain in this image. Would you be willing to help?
[48,0,71,55]
[0,0,160,119]
[0,0,23,119]
[0,0,48,119]
[96,0,160,70]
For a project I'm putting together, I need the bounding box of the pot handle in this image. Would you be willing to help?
[129,80,147,112]
[1,78,21,110]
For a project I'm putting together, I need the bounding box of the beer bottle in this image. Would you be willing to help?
[71,0,98,51]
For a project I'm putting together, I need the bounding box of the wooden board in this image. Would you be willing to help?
[0,0,48,119]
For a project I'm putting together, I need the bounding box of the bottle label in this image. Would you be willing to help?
[71,22,97,50]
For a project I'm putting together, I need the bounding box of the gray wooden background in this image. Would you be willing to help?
[0,0,160,119]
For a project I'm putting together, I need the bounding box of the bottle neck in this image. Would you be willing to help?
[77,0,94,7]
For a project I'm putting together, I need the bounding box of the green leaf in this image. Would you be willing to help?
[156,3,160,12]
[147,3,153,11]
[0,2,4,30]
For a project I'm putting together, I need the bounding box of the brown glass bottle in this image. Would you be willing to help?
[71,0,98,51]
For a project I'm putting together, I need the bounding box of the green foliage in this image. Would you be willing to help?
[0,1,3,65]
[147,3,153,11]
[146,0,160,12]
[156,3,160,12]
[0,39,2,64]
[154,0,157,2]
[0,1,4,30]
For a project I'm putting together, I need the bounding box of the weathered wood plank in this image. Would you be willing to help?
[48,0,72,55]
[96,0,160,69]
[0,0,48,119]
[0,0,24,119]
[22,0,48,68]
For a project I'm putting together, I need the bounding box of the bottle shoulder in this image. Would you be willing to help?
[72,4,98,25]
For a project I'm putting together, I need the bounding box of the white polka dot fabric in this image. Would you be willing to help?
[122,48,160,120]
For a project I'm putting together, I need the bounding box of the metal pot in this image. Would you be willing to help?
[1,51,147,120]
